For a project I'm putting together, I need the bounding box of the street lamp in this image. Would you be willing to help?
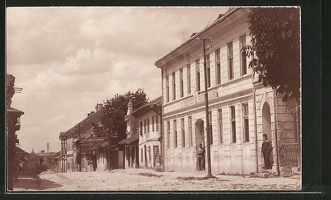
[197,36,216,178]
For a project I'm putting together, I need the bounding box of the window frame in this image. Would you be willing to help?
[188,116,193,147]
[187,64,191,95]
[156,115,159,131]
[218,109,223,144]
[242,103,249,143]
[230,106,236,143]
[173,120,177,148]
[240,34,247,76]
[195,59,201,91]
[227,41,234,80]
[206,54,211,88]
[215,48,221,85]
[180,68,184,98]
[167,121,170,148]
[181,118,185,148]
[166,75,169,102]
[152,116,155,132]
[172,72,176,100]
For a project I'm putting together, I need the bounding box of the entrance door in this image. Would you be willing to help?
[262,103,272,140]
[195,119,205,170]
[153,146,159,167]
[144,145,147,168]
[262,102,273,168]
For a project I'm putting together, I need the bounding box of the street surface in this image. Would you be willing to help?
[13,168,301,191]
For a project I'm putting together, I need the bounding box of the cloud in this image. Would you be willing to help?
[7,6,229,153]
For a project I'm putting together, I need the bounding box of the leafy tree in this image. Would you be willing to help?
[100,88,148,147]
[245,7,300,102]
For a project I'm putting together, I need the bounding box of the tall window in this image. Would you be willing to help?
[242,103,249,142]
[144,119,146,134]
[187,64,191,95]
[181,118,185,147]
[195,59,201,91]
[147,118,150,132]
[152,116,155,132]
[140,121,143,135]
[166,75,169,102]
[228,42,234,80]
[230,106,236,143]
[167,121,170,148]
[206,54,211,88]
[173,120,177,148]
[156,115,159,131]
[141,148,143,162]
[180,68,184,98]
[209,111,213,145]
[172,72,176,100]
[240,35,247,75]
[218,109,223,144]
[188,116,192,147]
[215,48,221,84]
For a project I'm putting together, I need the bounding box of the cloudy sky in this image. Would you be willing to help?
[7,6,229,153]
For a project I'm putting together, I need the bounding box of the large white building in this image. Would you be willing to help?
[155,8,300,175]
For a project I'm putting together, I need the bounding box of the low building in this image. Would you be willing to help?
[59,103,104,172]
[133,97,162,169]
[119,100,140,169]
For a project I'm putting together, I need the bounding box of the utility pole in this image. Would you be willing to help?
[199,37,215,178]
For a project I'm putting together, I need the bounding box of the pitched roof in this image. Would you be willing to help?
[118,133,139,145]
[132,96,162,117]
[60,108,104,139]
[155,8,242,68]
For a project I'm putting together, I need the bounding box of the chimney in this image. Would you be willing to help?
[95,103,103,112]
[127,100,133,116]
[47,142,49,153]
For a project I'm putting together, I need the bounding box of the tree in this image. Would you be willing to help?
[245,7,300,102]
[95,88,148,170]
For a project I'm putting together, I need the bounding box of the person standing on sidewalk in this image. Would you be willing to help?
[196,144,205,171]
[262,134,273,169]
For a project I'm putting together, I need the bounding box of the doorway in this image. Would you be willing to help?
[262,102,274,168]
[262,102,272,141]
[195,119,205,171]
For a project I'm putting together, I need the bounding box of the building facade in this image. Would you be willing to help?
[134,97,162,169]
[119,100,140,169]
[155,8,300,175]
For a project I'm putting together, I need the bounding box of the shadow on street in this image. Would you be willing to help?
[14,176,62,191]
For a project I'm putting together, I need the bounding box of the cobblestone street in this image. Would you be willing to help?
[13,168,301,191]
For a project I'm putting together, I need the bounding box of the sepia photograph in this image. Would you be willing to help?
[6,6,302,192]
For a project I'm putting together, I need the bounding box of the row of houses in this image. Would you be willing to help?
[58,8,300,176]
[58,97,163,172]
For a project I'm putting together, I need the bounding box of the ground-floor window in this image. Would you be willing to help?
[242,103,249,142]
[218,109,223,144]
[230,106,236,143]
[148,146,151,164]
[141,148,143,162]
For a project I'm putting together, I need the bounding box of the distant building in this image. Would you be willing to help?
[155,8,300,175]
[135,97,162,169]
[119,100,140,169]
[36,148,58,171]
[59,104,105,172]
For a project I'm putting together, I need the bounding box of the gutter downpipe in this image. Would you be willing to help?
[252,77,259,174]
[273,89,280,176]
